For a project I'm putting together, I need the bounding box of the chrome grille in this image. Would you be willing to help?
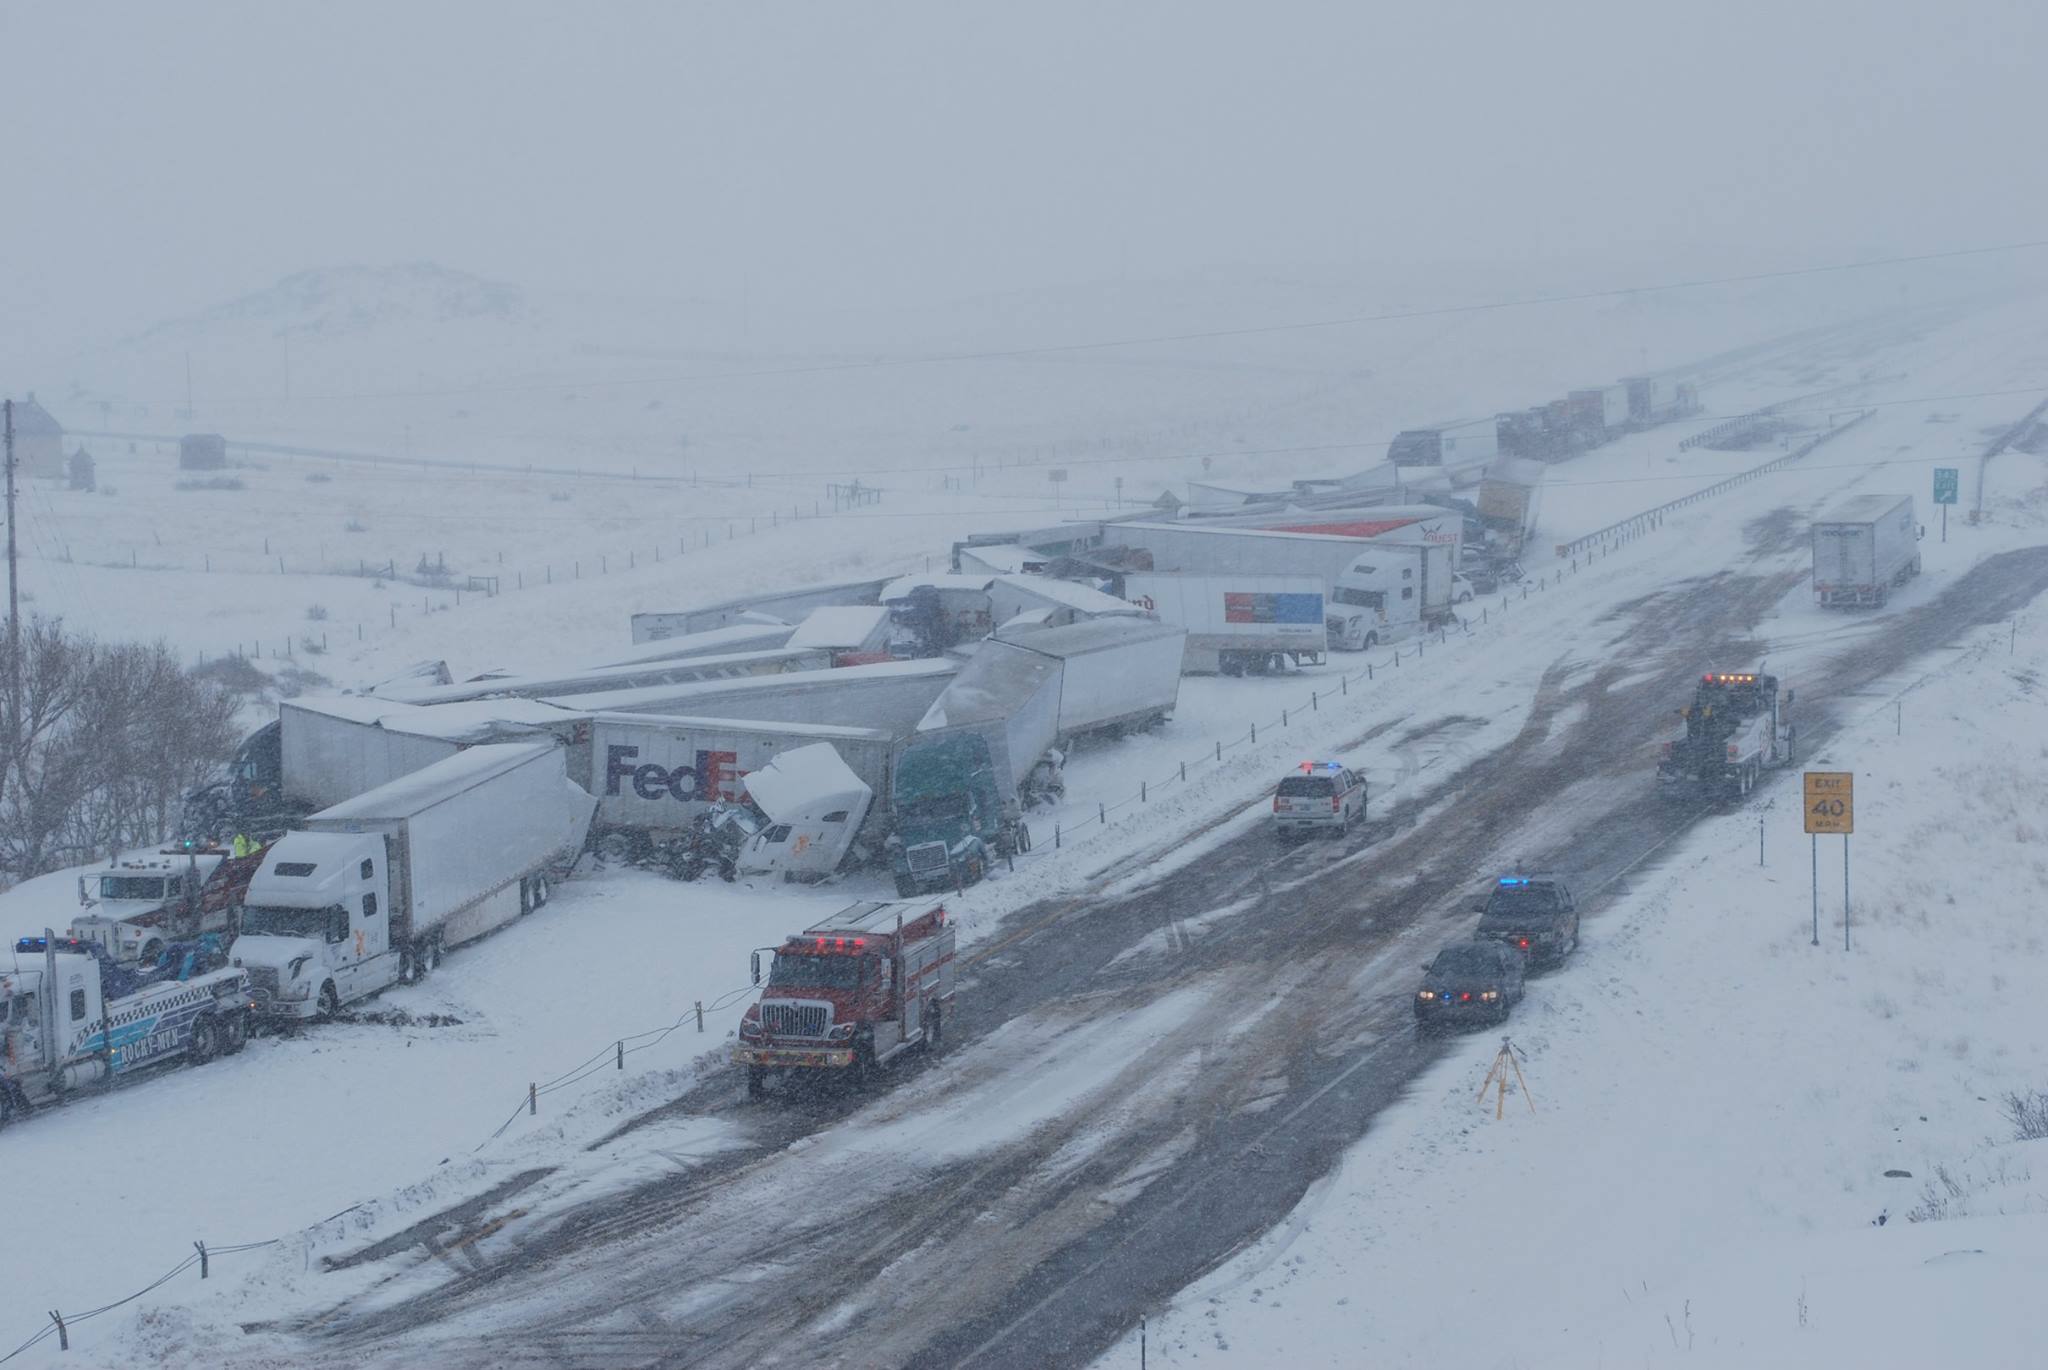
[244,965,281,1000]
[906,842,950,874]
[762,1003,829,1038]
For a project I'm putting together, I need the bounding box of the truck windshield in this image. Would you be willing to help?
[100,876,168,900]
[768,955,864,990]
[1332,587,1383,610]
[241,904,336,939]
[901,794,971,822]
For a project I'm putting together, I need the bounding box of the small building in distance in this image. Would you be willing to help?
[7,394,65,479]
[68,446,96,491]
[179,433,229,470]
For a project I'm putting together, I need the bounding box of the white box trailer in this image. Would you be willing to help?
[376,647,832,707]
[986,574,1145,631]
[551,658,957,736]
[1386,418,1499,484]
[630,577,894,642]
[238,743,595,1018]
[1812,494,1921,608]
[591,621,798,669]
[1006,617,1185,742]
[1121,573,1327,674]
[786,605,894,663]
[914,640,1064,803]
[280,696,583,811]
[1107,522,1393,586]
[589,712,897,832]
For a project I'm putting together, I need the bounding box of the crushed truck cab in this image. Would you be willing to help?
[736,901,956,1098]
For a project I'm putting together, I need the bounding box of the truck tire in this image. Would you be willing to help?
[424,935,444,975]
[747,1066,767,1100]
[222,1010,249,1055]
[318,982,341,1020]
[925,1006,944,1055]
[850,1044,877,1090]
[532,875,550,907]
[189,1013,221,1064]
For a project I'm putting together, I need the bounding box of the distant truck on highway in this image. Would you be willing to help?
[0,933,253,1124]
[69,843,267,966]
[1326,542,1457,649]
[1657,670,1796,798]
[236,742,595,1020]
[736,900,956,1098]
[1812,495,1922,608]
[1121,573,1327,674]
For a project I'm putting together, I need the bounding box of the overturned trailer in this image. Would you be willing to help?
[375,647,832,707]
[279,696,586,812]
[629,577,893,643]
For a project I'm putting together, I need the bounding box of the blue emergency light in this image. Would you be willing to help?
[1497,877,1528,887]
[1299,761,1345,772]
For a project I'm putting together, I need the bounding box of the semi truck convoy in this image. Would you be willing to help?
[736,900,956,1098]
[236,742,595,1020]
[1121,572,1327,674]
[0,933,253,1123]
[1811,495,1921,608]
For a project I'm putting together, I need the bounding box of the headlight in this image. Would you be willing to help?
[828,1022,857,1040]
[1480,989,1500,1002]
[1416,990,1436,1001]
[739,1019,761,1040]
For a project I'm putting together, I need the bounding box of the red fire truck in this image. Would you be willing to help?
[736,900,956,1098]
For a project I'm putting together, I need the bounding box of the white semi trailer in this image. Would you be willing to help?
[1121,573,1327,674]
[1811,495,1921,608]
[237,743,595,1019]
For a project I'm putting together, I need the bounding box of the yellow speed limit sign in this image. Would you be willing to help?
[1804,771,1854,834]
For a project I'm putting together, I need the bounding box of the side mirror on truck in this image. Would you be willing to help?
[750,950,761,986]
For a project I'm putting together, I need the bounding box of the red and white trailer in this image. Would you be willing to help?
[735,900,957,1098]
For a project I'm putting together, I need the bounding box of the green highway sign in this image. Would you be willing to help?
[1934,468,1959,505]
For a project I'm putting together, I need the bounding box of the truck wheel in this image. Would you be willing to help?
[925,1007,944,1055]
[318,982,341,1020]
[747,1066,767,1100]
[190,1013,220,1064]
[850,1044,877,1090]
[532,875,550,907]
[425,935,444,974]
[1365,632,1379,649]
[894,874,921,899]
[222,1010,249,1054]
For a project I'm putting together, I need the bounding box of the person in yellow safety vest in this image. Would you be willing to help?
[231,833,254,858]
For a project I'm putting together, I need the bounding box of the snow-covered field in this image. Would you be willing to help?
[2,267,2045,1365]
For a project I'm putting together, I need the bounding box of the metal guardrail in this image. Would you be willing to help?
[1556,409,1875,559]
[1974,395,2048,518]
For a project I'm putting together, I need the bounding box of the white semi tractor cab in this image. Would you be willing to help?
[1327,541,1457,649]
[237,742,595,1020]
[0,934,253,1122]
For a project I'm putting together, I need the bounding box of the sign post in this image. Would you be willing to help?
[1804,771,1854,948]
[1934,467,1958,543]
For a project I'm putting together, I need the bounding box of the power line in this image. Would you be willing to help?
[89,239,2048,410]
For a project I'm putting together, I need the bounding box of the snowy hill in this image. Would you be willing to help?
[128,263,527,344]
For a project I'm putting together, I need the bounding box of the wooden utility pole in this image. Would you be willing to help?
[4,397,18,777]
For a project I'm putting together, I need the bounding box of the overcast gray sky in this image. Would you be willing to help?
[6,0,2045,347]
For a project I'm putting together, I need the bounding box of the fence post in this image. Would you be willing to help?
[1282,709,1288,727]
[528,1083,536,1116]
[47,1310,65,1352]
[1098,802,1106,824]
[1055,824,1061,848]
[1180,761,1186,783]
[1312,691,1318,711]
[1341,675,1347,695]
[695,1001,704,1033]
[1250,723,1257,744]
[194,1240,209,1279]
[1141,781,1147,802]
[1215,741,1222,762]
[616,1040,624,1070]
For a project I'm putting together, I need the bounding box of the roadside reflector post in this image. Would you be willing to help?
[194,1240,208,1279]
[1312,691,1318,712]
[528,1083,537,1116]
[1098,802,1106,825]
[1055,824,1061,848]
[1215,741,1221,762]
[1179,762,1186,783]
[1282,709,1288,728]
[616,1040,624,1069]
[1141,781,1148,803]
[1811,835,1819,946]
[1844,836,1852,952]
[695,1000,705,1033]
[1250,723,1257,744]
[47,1311,65,1352]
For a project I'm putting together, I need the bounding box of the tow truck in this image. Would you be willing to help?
[69,841,267,965]
[735,900,956,1098]
[0,933,253,1125]
[1657,670,1796,798]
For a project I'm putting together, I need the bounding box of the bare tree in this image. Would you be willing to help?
[0,618,240,883]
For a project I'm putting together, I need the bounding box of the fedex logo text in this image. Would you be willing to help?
[604,745,742,803]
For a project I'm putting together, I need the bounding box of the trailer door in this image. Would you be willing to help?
[1814,527,1859,589]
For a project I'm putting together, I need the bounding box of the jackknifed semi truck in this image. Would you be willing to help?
[1811,494,1921,608]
